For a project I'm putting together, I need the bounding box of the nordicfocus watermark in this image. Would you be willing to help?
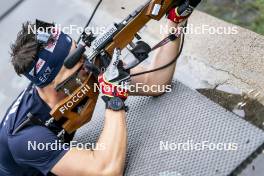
[28,23,108,35]
[160,24,239,35]
[94,82,172,94]
[28,140,106,151]
[160,140,238,151]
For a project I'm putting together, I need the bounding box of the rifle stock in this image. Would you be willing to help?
[106,0,180,55]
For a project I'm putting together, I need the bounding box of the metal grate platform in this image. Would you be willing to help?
[73,80,264,176]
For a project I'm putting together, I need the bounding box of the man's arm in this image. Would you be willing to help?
[52,109,127,176]
[130,0,201,96]
[130,20,182,96]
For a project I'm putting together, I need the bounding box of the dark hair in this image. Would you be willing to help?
[10,21,38,75]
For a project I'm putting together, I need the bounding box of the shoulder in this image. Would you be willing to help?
[8,125,61,155]
[7,125,68,160]
[2,84,35,133]
[7,125,69,175]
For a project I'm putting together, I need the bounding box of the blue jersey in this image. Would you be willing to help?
[0,84,72,176]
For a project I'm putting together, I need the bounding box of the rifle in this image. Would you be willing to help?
[50,0,184,136]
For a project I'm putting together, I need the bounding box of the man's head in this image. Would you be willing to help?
[10,21,85,104]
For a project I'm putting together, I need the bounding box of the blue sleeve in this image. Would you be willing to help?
[8,125,70,175]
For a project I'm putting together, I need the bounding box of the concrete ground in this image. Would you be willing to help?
[0,1,263,174]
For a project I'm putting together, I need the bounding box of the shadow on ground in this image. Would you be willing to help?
[198,88,264,130]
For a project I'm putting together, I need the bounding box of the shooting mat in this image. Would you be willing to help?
[73,80,264,176]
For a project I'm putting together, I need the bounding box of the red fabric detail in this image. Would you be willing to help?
[167,8,188,23]
[98,74,128,99]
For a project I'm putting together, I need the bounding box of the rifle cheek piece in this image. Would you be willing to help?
[51,71,99,134]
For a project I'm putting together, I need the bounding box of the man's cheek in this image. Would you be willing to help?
[56,91,68,100]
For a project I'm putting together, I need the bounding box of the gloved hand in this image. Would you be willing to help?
[98,48,130,104]
[98,74,129,101]
[167,0,201,23]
